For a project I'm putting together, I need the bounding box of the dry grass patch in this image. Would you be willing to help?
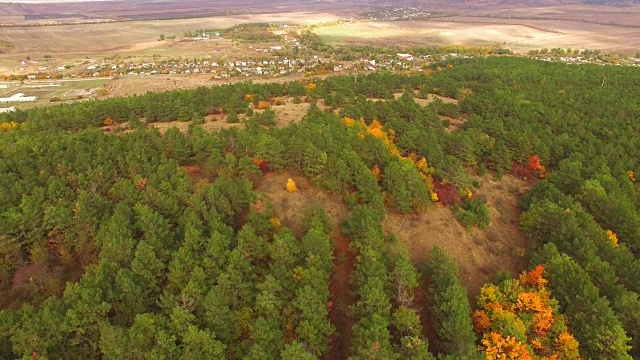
[255,173,348,237]
[383,174,530,298]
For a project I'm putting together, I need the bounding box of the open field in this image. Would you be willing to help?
[0,0,358,24]
[314,18,640,54]
[0,12,337,56]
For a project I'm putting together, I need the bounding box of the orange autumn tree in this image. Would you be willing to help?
[474,265,582,360]
[606,229,619,248]
[528,156,547,179]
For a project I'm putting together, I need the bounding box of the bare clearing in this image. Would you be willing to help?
[256,173,348,237]
[146,97,313,134]
[104,73,317,98]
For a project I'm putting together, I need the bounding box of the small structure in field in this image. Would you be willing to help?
[0,107,16,113]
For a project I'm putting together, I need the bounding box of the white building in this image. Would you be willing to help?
[397,53,414,61]
[0,107,16,113]
[0,84,9,89]
[0,93,37,103]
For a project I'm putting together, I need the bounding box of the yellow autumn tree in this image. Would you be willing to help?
[0,121,19,132]
[286,178,297,192]
[606,230,619,248]
[269,217,281,229]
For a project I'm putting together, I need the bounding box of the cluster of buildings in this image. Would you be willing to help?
[359,5,435,21]
[73,54,331,78]
[532,55,640,67]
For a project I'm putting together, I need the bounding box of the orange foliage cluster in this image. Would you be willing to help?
[606,230,619,248]
[104,117,115,127]
[136,177,147,191]
[475,266,582,360]
[306,83,317,92]
[473,310,491,333]
[528,156,547,179]
[253,200,267,214]
[482,332,532,360]
[257,101,271,110]
[522,265,548,289]
[0,121,19,132]
[372,164,381,182]
[628,170,635,183]
[252,158,270,174]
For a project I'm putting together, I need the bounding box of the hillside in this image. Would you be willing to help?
[1,57,639,359]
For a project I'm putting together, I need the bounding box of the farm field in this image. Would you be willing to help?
[314,19,640,54]
[0,11,338,72]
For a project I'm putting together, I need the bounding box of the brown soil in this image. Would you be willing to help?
[327,229,356,360]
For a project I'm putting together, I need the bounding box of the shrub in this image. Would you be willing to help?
[226,110,239,123]
[453,198,491,230]
[254,109,276,126]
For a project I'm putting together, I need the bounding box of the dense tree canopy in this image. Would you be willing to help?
[1,56,640,358]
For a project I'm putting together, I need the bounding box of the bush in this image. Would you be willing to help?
[476,164,487,177]
[453,198,491,230]
[292,96,302,104]
[254,109,276,126]
[226,110,239,123]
